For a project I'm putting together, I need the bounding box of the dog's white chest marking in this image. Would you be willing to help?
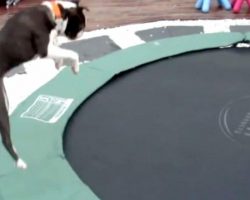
[50,29,59,46]
[55,18,68,35]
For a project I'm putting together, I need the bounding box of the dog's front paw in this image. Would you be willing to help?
[70,52,80,74]
[54,59,63,70]
[16,158,27,170]
[72,60,80,74]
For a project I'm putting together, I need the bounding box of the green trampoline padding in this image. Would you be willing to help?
[0,32,246,199]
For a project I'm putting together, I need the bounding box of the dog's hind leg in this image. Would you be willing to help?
[0,80,27,169]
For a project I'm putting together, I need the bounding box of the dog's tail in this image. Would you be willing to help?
[0,78,17,159]
[0,78,27,169]
[81,6,89,12]
[2,79,9,111]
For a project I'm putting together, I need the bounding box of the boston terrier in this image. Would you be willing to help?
[0,0,88,169]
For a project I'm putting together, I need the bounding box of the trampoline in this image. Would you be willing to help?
[64,47,250,200]
[1,32,250,200]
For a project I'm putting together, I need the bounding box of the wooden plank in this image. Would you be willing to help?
[0,0,249,30]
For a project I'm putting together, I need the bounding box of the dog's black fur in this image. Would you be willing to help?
[0,1,87,168]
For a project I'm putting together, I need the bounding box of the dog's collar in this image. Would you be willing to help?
[51,1,62,19]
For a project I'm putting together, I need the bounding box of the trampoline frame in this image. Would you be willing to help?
[0,32,249,200]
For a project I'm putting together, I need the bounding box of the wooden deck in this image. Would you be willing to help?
[0,0,250,31]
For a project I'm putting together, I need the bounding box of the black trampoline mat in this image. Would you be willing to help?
[64,48,250,200]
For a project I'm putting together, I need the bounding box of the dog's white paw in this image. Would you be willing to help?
[54,59,63,70]
[16,158,27,170]
[72,60,80,74]
[70,52,80,74]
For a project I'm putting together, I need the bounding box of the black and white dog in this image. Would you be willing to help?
[0,0,88,169]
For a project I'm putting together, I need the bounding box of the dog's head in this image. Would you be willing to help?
[63,6,88,39]
[45,1,89,40]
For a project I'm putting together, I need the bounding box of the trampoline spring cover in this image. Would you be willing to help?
[0,32,247,200]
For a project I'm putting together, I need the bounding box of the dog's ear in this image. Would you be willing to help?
[77,6,90,13]
[57,3,69,19]
[73,0,80,6]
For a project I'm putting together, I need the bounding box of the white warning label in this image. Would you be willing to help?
[20,95,74,123]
